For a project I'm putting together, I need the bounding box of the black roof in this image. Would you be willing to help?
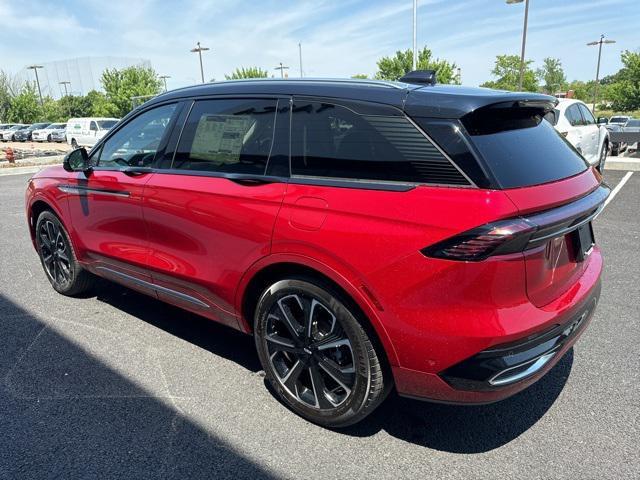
[146,78,556,119]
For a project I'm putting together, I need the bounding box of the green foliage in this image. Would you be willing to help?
[537,57,566,94]
[100,66,163,117]
[7,83,41,123]
[41,97,64,122]
[224,67,269,80]
[375,47,458,84]
[608,50,640,111]
[0,70,19,121]
[481,54,538,92]
[57,95,92,119]
[351,74,369,79]
[86,90,118,117]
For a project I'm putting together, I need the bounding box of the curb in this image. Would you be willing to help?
[604,157,640,171]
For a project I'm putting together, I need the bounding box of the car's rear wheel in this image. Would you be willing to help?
[254,277,389,427]
[597,141,608,173]
[35,211,94,296]
[71,138,78,148]
[47,134,52,142]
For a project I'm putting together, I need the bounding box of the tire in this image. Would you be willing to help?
[71,138,78,148]
[35,211,94,296]
[254,276,389,427]
[47,134,52,142]
[597,141,607,173]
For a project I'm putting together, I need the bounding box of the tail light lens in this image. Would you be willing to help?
[422,219,536,261]
[422,185,610,262]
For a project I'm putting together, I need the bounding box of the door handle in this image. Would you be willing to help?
[121,166,153,176]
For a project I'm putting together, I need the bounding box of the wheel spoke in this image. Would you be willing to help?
[39,231,52,250]
[318,356,355,391]
[308,365,333,409]
[315,337,351,351]
[265,333,299,354]
[278,296,304,339]
[282,360,304,392]
[46,221,57,244]
[57,249,70,264]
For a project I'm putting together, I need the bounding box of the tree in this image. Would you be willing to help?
[100,66,163,117]
[0,70,20,121]
[224,67,269,80]
[565,80,595,102]
[375,46,458,84]
[7,83,41,123]
[537,57,566,94]
[41,96,64,122]
[608,49,640,111]
[86,90,118,117]
[481,54,538,92]
[351,74,369,79]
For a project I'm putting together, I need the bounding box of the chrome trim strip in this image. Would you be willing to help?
[58,185,131,198]
[488,350,557,386]
[95,266,209,309]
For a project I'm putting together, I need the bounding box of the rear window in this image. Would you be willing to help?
[610,116,627,123]
[97,120,118,129]
[462,104,588,189]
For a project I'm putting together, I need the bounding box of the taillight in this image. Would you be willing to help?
[422,219,536,261]
[422,185,610,262]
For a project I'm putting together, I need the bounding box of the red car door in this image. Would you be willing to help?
[143,97,289,328]
[65,103,180,291]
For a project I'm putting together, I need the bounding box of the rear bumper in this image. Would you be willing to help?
[392,249,602,404]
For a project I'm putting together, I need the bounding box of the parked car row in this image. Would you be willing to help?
[0,122,67,143]
[0,117,120,147]
[597,116,639,155]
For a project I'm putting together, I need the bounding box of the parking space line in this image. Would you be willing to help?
[604,171,634,209]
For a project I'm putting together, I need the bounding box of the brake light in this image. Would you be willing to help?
[422,219,536,261]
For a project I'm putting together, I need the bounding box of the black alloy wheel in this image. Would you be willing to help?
[35,211,94,296]
[255,277,389,427]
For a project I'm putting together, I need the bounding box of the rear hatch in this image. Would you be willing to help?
[415,98,609,308]
[462,101,608,307]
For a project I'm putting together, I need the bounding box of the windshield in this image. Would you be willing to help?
[610,116,628,124]
[625,119,640,127]
[97,120,118,129]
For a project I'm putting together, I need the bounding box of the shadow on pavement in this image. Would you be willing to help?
[0,292,277,479]
[89,280,572,454]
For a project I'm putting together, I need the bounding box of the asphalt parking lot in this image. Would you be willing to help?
[0,171,638,479]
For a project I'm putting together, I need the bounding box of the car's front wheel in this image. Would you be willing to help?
[254,277,389,427]
[35,211,94,296]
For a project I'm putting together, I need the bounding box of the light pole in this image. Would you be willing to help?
[412,0,418,70]
[190,42,210,83]
[59,81,71,97]
[275,62,289,79]
[159,75,171,91]
[456,67,461,85]
[27,65,44,105]
[298,43,304,78]
[506,0,530,91]
[587,34,616,114]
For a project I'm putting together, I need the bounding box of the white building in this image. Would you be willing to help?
[16,56,152,99]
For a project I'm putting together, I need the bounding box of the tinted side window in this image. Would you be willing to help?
[291,100,467,185]
[172,99,277,175]
[96,103,176,168]
[90,121,98,131]
[578,104,595,125]
[565,105,583,126]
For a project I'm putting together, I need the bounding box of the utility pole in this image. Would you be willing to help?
[27,65,44,105]
[298,43,304,77]
[587,34,616,114]
[159,75,171,91]
[412,0,418,70]
[59,81,70,97]
[190,42,210,83]
[275,62,289,79]
[506,0,530,91]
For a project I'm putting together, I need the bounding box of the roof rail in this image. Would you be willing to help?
[399,70,437,86]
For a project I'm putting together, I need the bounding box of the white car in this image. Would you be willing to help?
[66,117,119,148]
[32,123,66,142]
[0,124,27,142]
[547,99,609,171]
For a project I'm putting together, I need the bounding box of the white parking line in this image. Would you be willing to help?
[604,171,634,208]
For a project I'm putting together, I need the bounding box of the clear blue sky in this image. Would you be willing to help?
[1,0,638,89]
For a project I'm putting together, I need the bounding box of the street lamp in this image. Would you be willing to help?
[27,65,44,105]
[412,0,418,70]
[298,43,304,78]
[159,75,171,91]
[275,62,289,79]
[59,81,71,97]
[190,42,210,83]
[587,34,616,114]
[506,0,530,91]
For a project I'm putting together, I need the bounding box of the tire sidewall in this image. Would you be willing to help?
[254,278,373,427]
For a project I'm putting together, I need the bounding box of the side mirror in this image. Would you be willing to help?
[597,117,608,125]
[63,147,90,173]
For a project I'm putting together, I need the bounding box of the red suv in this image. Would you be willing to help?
[26,76,608,427]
